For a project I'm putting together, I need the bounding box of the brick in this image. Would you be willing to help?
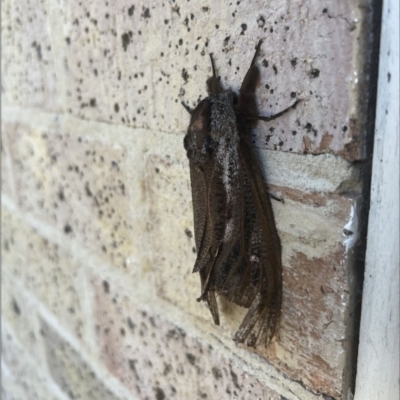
[2,210,85,343]
[1,132,16,201]
[1,0,371,158]
[3,121,136,271]
[2,323,65,400]
[90,275,305,400]
[40,319,125,400]
[145,154,210,321]
[1,0,59,110]
[2,272,45,364]
[146,152,355,398]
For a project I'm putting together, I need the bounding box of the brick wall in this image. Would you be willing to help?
[2,1,379,399]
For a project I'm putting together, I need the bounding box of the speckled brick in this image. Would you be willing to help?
[2,323,64,400]
[145,153,210,321]
[40,319,125,400]
[90,275,290,400]
[57,0,374,160]
[1,132,16,201]
[3,0,376,159]
[3,121,135,271]
[2,210,85,344]
[2,272,46,365]
[1,0,59,110]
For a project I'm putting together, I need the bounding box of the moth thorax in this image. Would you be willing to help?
[210,91,237,140]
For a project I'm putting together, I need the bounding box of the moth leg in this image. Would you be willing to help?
[251,99,301,122]
[269,192,284,203]
[181,101,194,115]
[206,53,224,95]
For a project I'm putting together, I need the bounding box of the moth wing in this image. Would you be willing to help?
[233,141,282,346]
[189,161,211,271]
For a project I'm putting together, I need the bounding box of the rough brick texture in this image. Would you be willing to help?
[2,0,378,399]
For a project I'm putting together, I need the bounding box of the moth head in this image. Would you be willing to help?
[184,99,215,164]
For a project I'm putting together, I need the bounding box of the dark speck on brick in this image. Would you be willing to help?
[212,366,222,379]
[111,160,119,169]
[184,228,193,238]
[121,32,131,51]
[290,58,297,67]
[186,353,196,365]
[85,182,93,197]
[290,92,296,98]
[143,8,150,18]
[128,5,135,16]
[273,65,278,74]
[154,387,165,400]
[304,122,318,136]
[12,299,21,315]
[127,317,136,330]
[103,280,110,293]
[230,368,240,389]
[114,103,120,113]
[309,69,320,78]
[262,59,268,68]
[181,68,189,82]
[58,189,65,201]
[64,224,72,234]
[90,98,96,107]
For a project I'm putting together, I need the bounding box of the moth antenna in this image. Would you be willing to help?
[181,101,194,115]
[209,53,217,78]
[244,99,302,122]
[250,39,263,68]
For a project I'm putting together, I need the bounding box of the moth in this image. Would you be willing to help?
[183,40,300,347]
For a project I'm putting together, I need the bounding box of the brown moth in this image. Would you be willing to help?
[183,40,300,347]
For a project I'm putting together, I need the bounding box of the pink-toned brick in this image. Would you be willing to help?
[90,275,287,400]
[40,319,125,400]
